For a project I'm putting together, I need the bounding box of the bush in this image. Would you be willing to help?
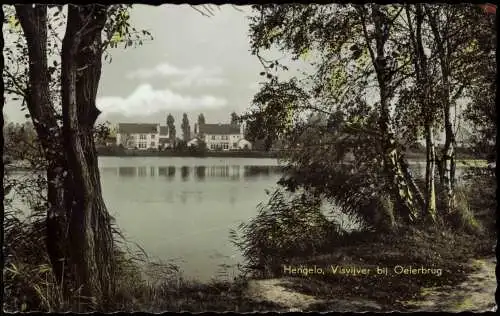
[230,188,345,278]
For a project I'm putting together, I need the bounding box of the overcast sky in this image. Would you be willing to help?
[2,4,469,142]
[3,4,278,130]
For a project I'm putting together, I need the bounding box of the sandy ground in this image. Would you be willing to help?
[403,256,497,312]
[244,278,324,311]
[244,277,382,312]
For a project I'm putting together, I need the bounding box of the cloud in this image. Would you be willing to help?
[127,62,228,88]
[97,84,227,117]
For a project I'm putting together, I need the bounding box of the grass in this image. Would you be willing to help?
[2,214,284,313]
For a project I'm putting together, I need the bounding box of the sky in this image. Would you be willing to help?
[3,4,275,130]
[2,4,471,142]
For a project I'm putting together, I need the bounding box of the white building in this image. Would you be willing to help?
[116,123,171,150]
[198,123,251,151]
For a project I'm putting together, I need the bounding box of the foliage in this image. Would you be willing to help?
[197,113,206,125]
[166,113,176,141]
[461,12,496,162]
[181,113,191,141]
[3,4,153,116]
[234,3,495,277]
[242,3,493,218]
[230,189,345,278]
[230,112,239,125]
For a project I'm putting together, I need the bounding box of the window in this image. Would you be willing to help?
[140,134,146,140]
[233,142,237,148]
[151,142,155,147]
[151,134,156,139]
[138,142,147,149]
[223,143,229,150]
[211,135,216,140]
[210,144,215,150]
[222,135,228,140]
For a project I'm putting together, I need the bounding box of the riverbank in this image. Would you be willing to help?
[111,225,495,312]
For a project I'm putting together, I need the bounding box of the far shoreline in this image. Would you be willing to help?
[96,149,280,159]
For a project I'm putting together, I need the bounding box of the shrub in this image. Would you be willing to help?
[229,188,345,278]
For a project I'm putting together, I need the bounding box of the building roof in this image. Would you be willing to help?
[117,123,158,134]
[159,126,168,136]
[199,123,240,135]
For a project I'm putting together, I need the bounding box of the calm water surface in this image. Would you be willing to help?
[99,157,284,282]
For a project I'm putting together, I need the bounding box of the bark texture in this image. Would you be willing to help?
[16,4,115,308]
[15,5,73,292]
[61,5,114,307]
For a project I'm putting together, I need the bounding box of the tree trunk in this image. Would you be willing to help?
[406,4,438,223]
[61,5,114,307]
[424,124,437,221]
[15,4,74,293]
[364,5,421,223]
[426,6,456,214]
[1,8,4,248]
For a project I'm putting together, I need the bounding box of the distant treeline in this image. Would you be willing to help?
[96,146,280,158]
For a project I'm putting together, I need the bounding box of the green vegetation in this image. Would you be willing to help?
[233,2,496,311]
[2,3,496,313]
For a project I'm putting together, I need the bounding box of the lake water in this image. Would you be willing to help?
[99,157,284,282]
[7,156,478,282]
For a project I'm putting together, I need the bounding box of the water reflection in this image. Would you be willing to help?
[101,165,283,181]
[195,166,206,180]
[103,163,470,183]
[118,167,136,177]
[138,167,147,177]
[181,166,190,181]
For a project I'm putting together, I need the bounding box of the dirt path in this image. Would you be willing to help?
[244,278,382,312]
[244,278,324,311]
[403,257,497,312]
[244,257,497,312]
